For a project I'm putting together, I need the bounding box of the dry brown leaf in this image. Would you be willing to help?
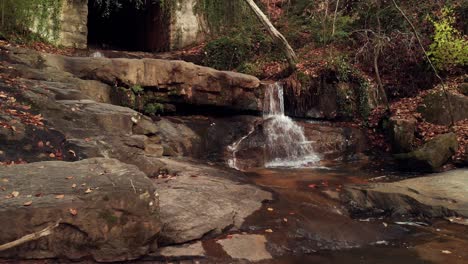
[11,191,19,197]
[55,194,65,199]
[72,184,77,188]
[69,208,78,216]
[85,188,92,194]
[23,201,33,206]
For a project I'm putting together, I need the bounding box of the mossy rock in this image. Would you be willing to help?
[395,133,458,172]
[417,91,468,125]
[458,83,468,96]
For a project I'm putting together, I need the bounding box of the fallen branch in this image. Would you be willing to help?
[0,219,61,252]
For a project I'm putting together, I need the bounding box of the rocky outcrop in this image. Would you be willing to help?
[417,90,468,125]
[283,71,380,119]
[342,169,468,218]
[156,158,272,245]
[388,116,416,153]
[6,47,263,113]
[0,158,160,262]
[395,133,458,172]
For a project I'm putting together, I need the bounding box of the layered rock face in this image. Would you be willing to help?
[0,46,272,261]
[7,48,263,113]
[0,158,160,262]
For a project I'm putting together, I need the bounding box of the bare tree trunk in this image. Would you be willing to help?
[391,0,455,127]
[244,0,298,70]
[373,45,388,106]
[332,0,340,36]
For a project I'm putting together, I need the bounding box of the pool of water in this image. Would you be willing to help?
[199,162,468,263]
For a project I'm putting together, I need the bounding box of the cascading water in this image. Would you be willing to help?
[228,82,320,169]
[263,83,320,168]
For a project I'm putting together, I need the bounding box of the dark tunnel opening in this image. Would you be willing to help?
[87,0,170,52]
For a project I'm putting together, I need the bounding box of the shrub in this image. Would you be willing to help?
[144,103,164,116]
[131,84,144,94]
[428,6,468,71]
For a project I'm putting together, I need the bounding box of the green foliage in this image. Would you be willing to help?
[131,85,144,94]
[0,0,63,43]
[93,0,167,17]
[327,55,371,121]
[195,0,257,34]
[428,6,468,71]
[144,103,164,115]
[203,31,279,71]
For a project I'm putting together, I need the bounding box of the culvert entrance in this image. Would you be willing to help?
[87,0,170,52]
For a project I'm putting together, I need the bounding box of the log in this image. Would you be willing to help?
[244,0,298,70]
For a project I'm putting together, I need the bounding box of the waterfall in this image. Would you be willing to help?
[263,83,320,168]
[228,82,320,170]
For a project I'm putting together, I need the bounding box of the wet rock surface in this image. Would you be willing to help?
[155,158,272,245]
[216,234,272,262]
[0,158,160,262]
[342,169,468,218]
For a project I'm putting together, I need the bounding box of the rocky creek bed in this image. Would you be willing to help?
[0,45,467,263]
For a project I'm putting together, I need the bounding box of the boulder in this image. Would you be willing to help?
[388,116,416,153]
[341,169,468,218]
[395,133,458,171]
[417,91,468,125]
[458,83,468,96]
[283,71,380,119]
[0,158,160,262]
[156,158,272,245]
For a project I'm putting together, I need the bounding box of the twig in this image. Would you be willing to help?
[391,0,455,127]
[130,179,136,193]
[0,219,61,252]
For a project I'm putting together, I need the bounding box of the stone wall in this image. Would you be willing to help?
[58,0,88,49]
[170,0,208,50]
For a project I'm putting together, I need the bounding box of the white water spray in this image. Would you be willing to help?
[228,82,320,169]
[263,83,320,168]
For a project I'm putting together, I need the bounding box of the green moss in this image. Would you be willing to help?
[99,210,119,226]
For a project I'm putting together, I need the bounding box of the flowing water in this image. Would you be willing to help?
[228,82,320,169]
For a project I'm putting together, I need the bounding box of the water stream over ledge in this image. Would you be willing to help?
[228,82,320,170]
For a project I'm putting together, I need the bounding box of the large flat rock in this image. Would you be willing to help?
[156,158,272,245]
[6,47,264,112]
[342,169,468,217]
[0,158,160,262]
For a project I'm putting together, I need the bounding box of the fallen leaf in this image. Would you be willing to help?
[283,218,288,222]
[69,208,78,216]
[267,208,274,212]
[55,194,65,199]
[72,184,77,188]
[265,229,273,233]
[65,176,73,180]
[49,153,56,158]
[23,201,33,206]
[85,188,92,194]
[441,250,452,254]
[308,184,317,188]
[37,141,44,148]
[11,191,19,197]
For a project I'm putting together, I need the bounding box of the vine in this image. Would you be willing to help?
[0,0,64,43]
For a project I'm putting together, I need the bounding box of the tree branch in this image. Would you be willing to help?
[0,219,61,252]
[391,0,455,127]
